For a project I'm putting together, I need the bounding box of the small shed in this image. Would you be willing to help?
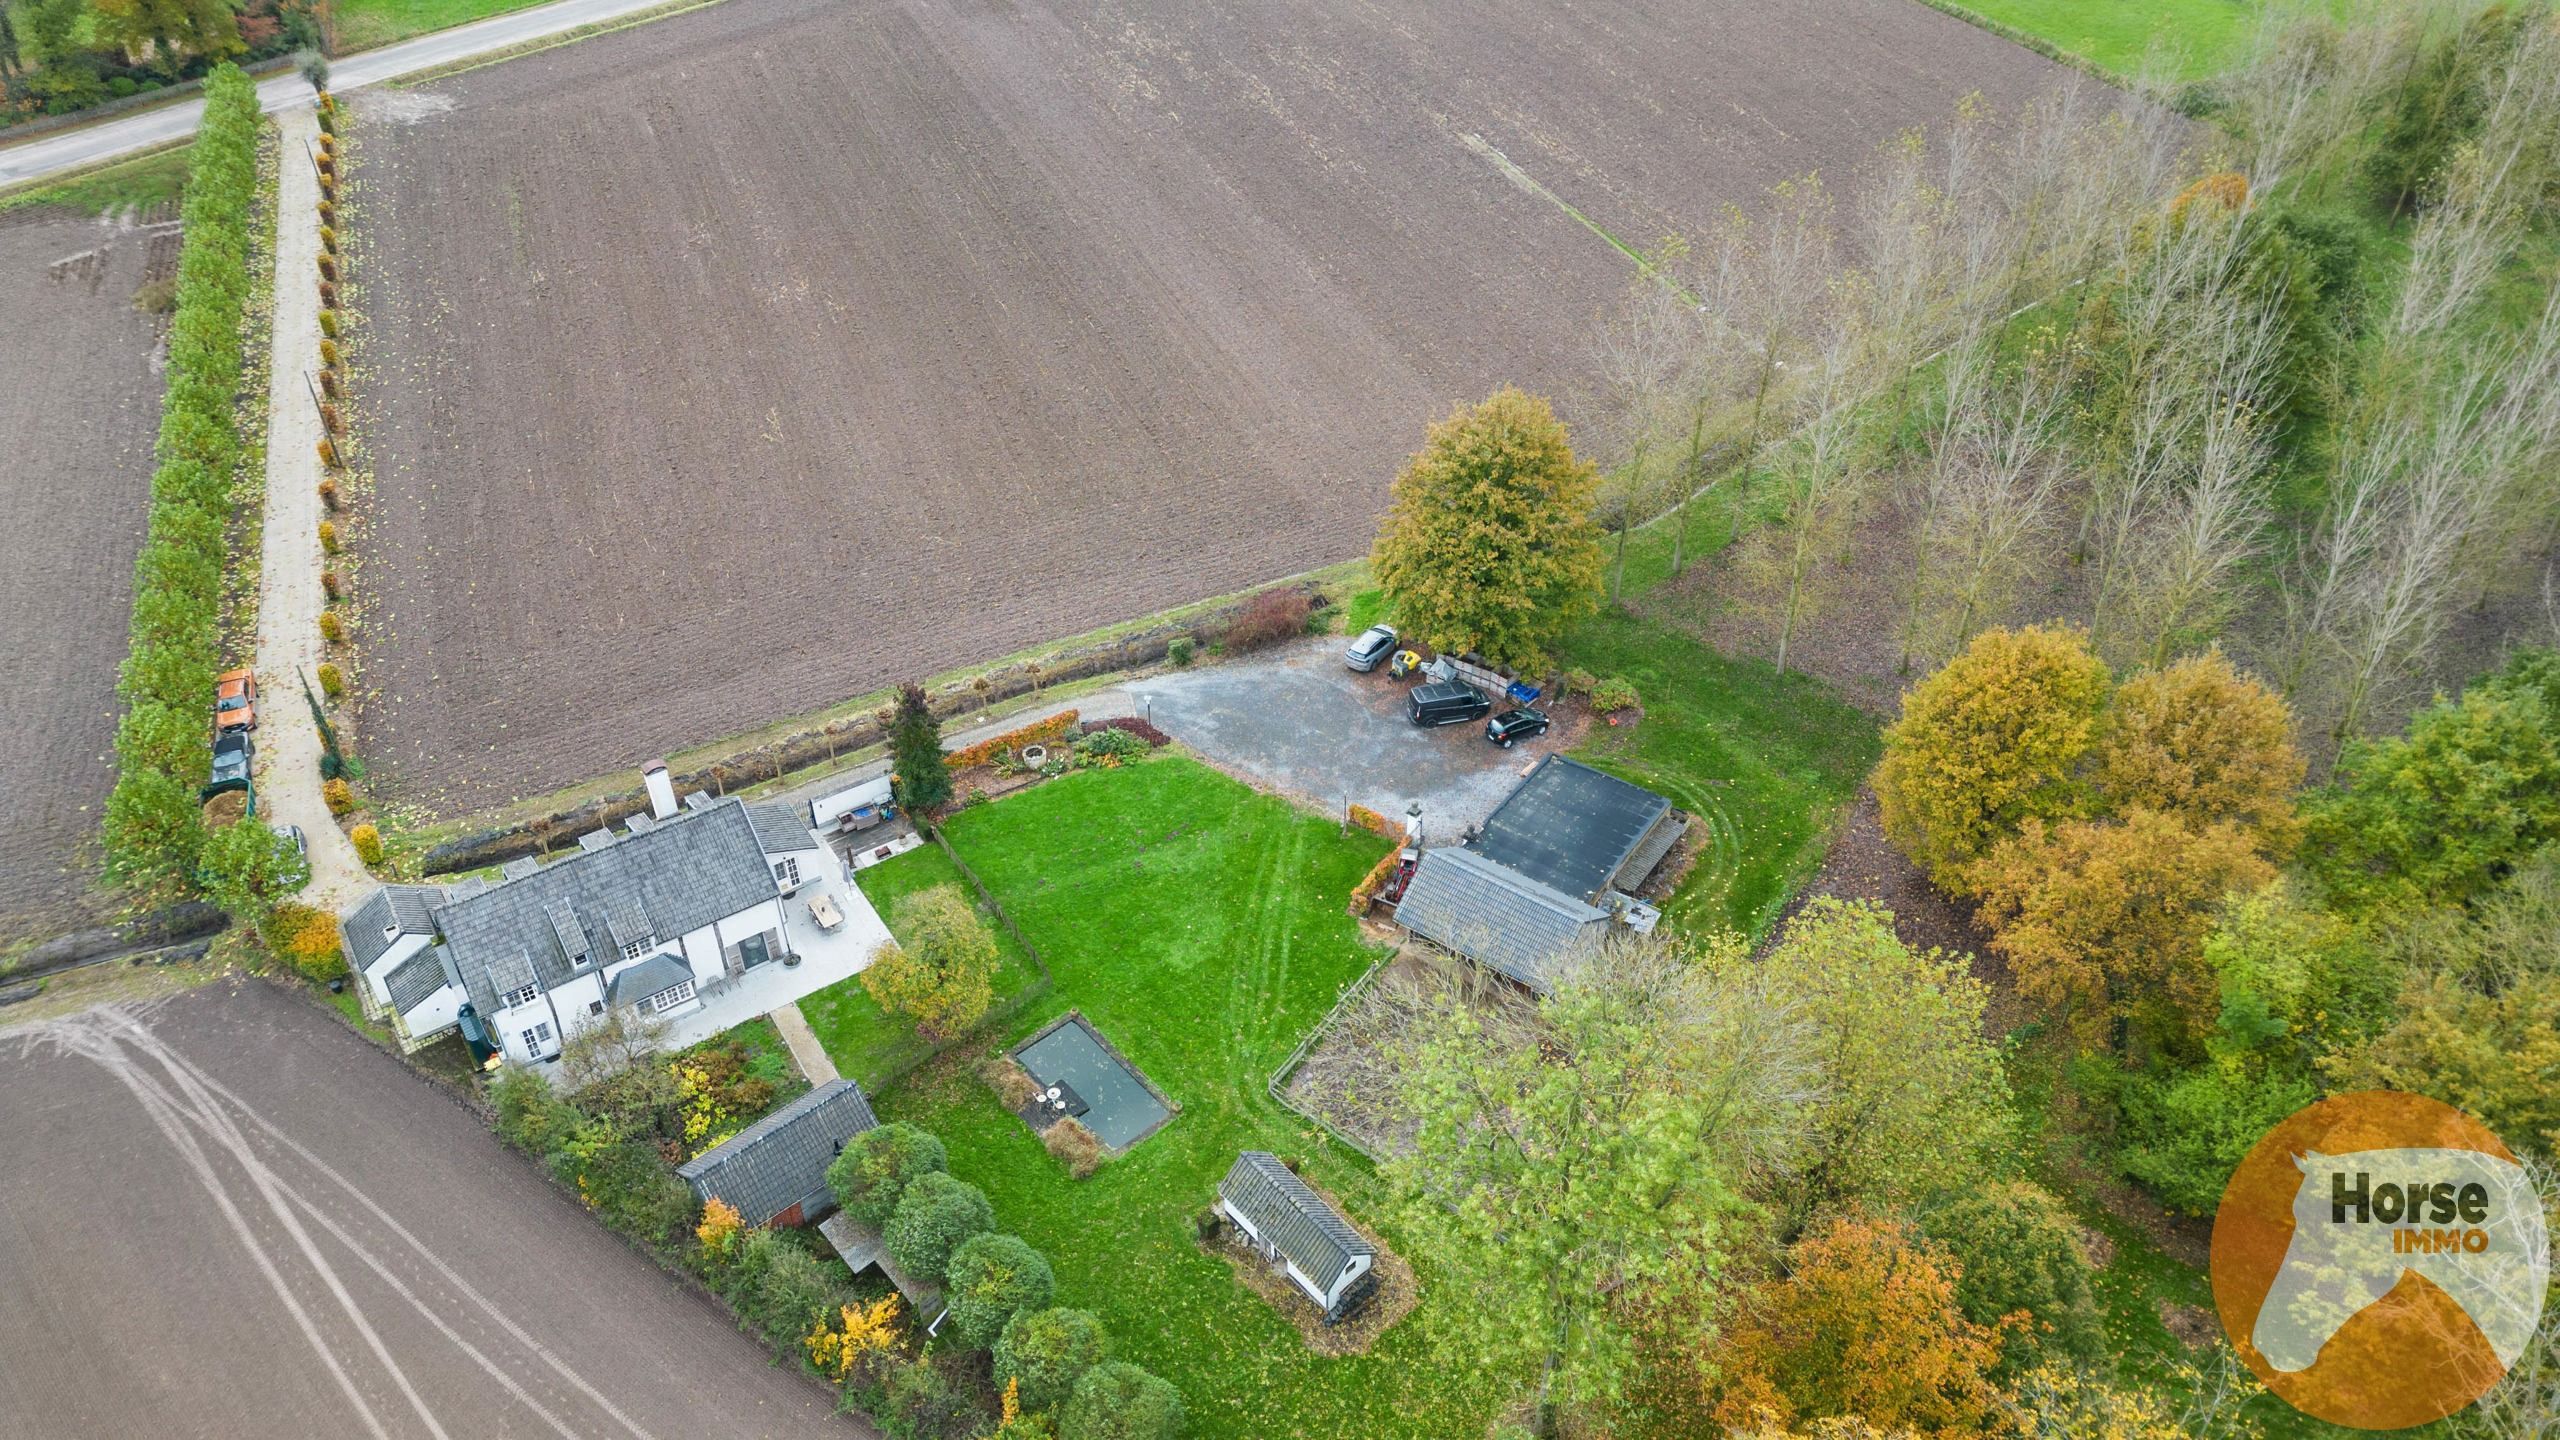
[818,1210,946,1330]
[1217,1152,1376,1321]
[676,1078,878,1228]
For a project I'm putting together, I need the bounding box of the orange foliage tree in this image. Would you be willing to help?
[1711,1216,2009,1439]
[1972,807,2275,1054]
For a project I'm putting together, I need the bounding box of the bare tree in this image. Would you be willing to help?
[2121,399,2275,668]
[1735,358,1871,676]
[1913,356,2067,663]
[1893,326,1996,672]
[1586,266,1692,600]
[1712,174,1842,497]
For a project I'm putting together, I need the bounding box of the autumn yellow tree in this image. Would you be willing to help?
[1875,625,2112,889]
[2090,649,2303,857]
[861,885,997,1041]
[1371,387,1603,671]
[695,1196,743,1261]
[805,1294,903,1384]
[1711,1216,2009,1438]
[1973,808,2275,1054]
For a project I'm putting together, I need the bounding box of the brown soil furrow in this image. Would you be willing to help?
[355,0,2068,817]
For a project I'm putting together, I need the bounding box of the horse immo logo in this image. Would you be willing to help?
[2212,1091,2550,1430]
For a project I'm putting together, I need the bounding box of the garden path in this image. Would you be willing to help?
[256,105,372,911]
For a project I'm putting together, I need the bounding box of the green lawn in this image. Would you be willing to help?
[1939,0,2258,79]
[330,0,560,52]
[798,841,1045,1090]
[0,146,190,216]
[838,758,1488,1439]
[1559,609,1881,939]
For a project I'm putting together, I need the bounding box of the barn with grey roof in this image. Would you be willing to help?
[1217,1151,1377,1321]
[678,1078,879,1227]
[1394,755,1684,993]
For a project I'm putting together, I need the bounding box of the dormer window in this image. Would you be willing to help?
[619,938,652,962]
[502,983,539,1009]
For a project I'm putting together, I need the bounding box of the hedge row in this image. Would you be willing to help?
[102,64,263,896]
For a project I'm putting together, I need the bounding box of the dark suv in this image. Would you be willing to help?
[204,731,254,799]
[1486,708,1551,747]
[1408,680,1492,727]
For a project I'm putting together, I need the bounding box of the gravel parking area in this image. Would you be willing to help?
[0,980,857,1440]
[1128,639,1576,835]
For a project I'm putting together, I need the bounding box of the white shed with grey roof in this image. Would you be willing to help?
[678,1079,879,1227]
[1217,1152,1377,1321]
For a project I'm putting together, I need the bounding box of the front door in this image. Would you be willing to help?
[737,930,773,971]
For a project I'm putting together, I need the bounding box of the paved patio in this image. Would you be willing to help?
[657,866,891,1053]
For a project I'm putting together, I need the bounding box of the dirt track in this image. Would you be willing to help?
[0,979,858,1439]
[0,210,170,939]
[354,0,2067,816]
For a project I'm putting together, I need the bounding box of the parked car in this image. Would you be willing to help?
[1486,707,1551,747]
[278,824,306,860]
[214,667,257,733]
[1344,624,1399,672]
[204,731,254,799]
[1409,680,1492,727]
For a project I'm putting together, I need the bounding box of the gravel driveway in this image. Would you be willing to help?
[1128,638,1570,836]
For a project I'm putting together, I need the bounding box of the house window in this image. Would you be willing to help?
[588,1000,604,1017]
[520,1022,553,1056]
[643,981,697,1015]
[773,856,802,889]
[502,983,540,1009]
[619,937,652,961]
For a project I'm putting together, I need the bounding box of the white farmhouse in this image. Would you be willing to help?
[339,763,888,1065]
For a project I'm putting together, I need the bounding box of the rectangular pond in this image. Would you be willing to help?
[1015,1014,1171,1149]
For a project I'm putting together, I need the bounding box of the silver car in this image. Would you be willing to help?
[1344,624,1398,672]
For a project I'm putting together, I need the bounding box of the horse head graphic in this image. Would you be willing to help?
[2251,1148,2548,1374]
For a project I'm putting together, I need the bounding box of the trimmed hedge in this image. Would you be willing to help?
[103,64,264,898]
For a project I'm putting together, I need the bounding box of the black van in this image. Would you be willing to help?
[1408,680,1492,727]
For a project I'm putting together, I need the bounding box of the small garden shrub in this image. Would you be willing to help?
[323,777,354,815]
[1062,1361,1184,1440]
[1042,1117,1104,1179]
[318,254,336,283]
[1590,675,1639,713]
[317,197,334,222]
[319,281,338,311]
[321,569,342,600]
[317,478,339,510]
[318,608,345,643]
[981,1056,1041,1110]
[947,710,1079,770]
[944,1234,1055,1348]
[827,1122,949,1228]
[264,901,345,982]
[349,823,383,865]
[884,1354,982,1439]
[316,661,344,698]
[318,519,340,552]
[1563,667,1597,697]
[725,1228,841,1345]
[318,336,340,368]
[1223,589,1310,652]
[996,1307,1109,1413]
[131,277,177,314]
[318,224,338,253]
[318,309,338,339]
[883,1171,994,1285]
[1071,727,1150,769]
[1166,636,1194,667]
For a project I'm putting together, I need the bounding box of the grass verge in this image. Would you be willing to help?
[0,144,190,216]
[1559,609,1881,938]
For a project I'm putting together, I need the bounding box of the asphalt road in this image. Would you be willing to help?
[0,0,702,188]
[0,979,861,1439]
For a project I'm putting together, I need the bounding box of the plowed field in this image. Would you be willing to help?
[357,0,2065,815]
[0,210,170,937]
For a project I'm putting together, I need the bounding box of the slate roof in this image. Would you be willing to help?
[1395,847,1606,994]
[746,802,819,856]
[678,1079,879,1226]
[1220,1152,1374,1298]
[434,798,780,1019]
[606,951,693,1005]
[1472,755,1673,903]
[341,884,446,972]
[384,946,455,1013]
[1612,812,1689,895]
